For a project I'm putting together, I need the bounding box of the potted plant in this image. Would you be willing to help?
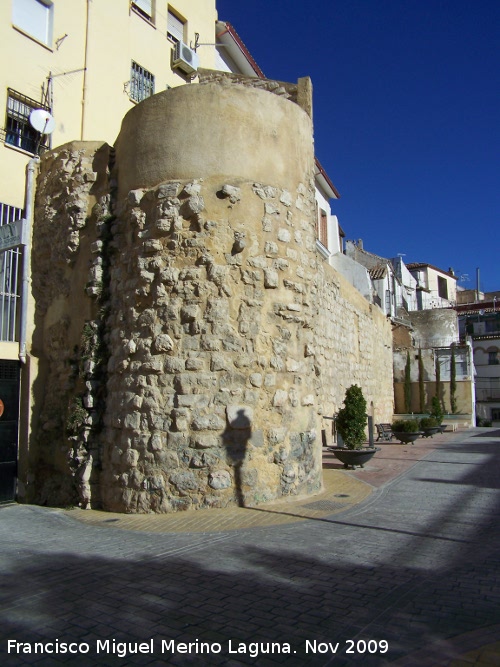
[430,395,446,433]
[419,416,440,438]
[391,418,421,444]
[333,385,379,469]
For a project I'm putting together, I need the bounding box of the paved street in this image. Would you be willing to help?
[1,428,499,666]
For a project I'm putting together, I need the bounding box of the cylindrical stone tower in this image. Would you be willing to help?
[101,80,322,512]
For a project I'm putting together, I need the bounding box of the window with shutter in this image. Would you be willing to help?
[132,0,153,22]
[167,9,185,43]
[318,208,328,248]
[12,0,53,46]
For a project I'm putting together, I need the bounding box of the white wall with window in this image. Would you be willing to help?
[167,8,185,43]
[435,347,471,381]
[314,166,341,260]
[12,0,53,47]
[131,0,154,23]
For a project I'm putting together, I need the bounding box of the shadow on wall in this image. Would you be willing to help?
[222,408,251,507]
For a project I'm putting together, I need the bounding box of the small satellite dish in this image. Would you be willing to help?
[29,109,56,135]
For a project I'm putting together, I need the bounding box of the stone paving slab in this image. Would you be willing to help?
[66,431,454,534]
[63,466,372,533]
[2,428,500,667]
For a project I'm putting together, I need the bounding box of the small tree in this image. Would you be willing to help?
[450,347,457,414]
[435,352,443,411]
[404,350,412,413]
[430,395,444,424]
[336,385,367,450]
[418,349,425,413]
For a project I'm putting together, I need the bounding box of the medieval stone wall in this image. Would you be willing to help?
[315,264,394,425]
[29,141,111,506]
[27,80,395,513]
[100,174,322,512]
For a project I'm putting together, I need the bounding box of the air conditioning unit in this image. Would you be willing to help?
[172,41,199,75]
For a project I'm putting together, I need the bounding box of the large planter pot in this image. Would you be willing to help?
[330,447,380,469]
[422,427,440,438]
[392,432,422,444]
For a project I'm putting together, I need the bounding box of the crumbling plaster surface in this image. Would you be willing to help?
[409,308,459,347]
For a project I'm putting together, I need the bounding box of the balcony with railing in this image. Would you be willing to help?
[477,388,500,402]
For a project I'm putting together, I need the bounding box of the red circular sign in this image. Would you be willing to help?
[0,399,4,418]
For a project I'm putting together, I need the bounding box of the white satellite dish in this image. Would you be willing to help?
[29,109,56,135]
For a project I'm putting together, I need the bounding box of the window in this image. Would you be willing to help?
[131,0,153,22]
[435,348,470,380]
[12,0,53,46]
[0,203,23,342]
[485,317,500,335]
[317,208,328,248]
[3,89,51,154]
[167,8,185,43]
[129,62,155,103]
[438,276,448,300]
[488,350,499,365]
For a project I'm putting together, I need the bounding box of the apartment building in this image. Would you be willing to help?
[457,295,500,424]
[0,0,218,502]
[1,0,218,209]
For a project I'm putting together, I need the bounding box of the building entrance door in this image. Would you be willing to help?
[0,361,20,502]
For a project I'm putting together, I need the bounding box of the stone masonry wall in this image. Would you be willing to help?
[29,142,111,507]
[315,264,394,429]
[100,174,322,513]
[27,81,395,513]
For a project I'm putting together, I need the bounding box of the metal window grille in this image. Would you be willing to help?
[0,203,23,342]
[0,360,20,380]
[130,61,155,102]
[3,89,50,154]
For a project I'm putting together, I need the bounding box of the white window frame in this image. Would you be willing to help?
[12,0,53,47]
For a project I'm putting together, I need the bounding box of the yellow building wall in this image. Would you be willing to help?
[0,0,218,209]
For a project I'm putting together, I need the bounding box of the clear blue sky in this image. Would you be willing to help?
[215,0,499,293]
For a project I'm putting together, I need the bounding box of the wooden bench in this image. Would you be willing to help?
[376,423,394,441]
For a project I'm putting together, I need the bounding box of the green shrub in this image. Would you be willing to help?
[336,385,367,450]
[430,395,444,424]
[419,417,439,429]
[391,419,420,433]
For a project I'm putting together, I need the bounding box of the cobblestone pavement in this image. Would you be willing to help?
[1,428,499,667]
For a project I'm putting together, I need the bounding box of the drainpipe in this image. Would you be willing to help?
[19,157,39,364]
[80,0,91,140]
